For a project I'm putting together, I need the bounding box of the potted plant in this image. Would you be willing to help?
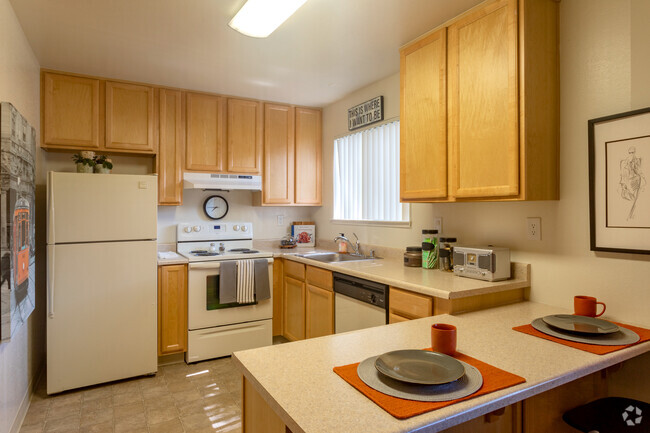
[93,155,113,174]
[72,151,96,173]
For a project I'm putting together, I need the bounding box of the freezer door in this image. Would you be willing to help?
[47,172,157,244]
[47,241,157,394]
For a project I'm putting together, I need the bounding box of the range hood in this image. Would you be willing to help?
[183,173,262,191]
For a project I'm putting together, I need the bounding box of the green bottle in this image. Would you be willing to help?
[421,229,438,269]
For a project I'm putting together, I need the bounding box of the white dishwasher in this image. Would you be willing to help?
[333,272,388,333]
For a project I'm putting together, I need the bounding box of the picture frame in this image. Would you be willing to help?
[588,107,650,254]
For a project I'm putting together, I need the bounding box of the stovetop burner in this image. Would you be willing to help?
[190,250,220,257]
[229,248,260,254]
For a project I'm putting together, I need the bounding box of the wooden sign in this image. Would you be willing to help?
[348,96,384,131]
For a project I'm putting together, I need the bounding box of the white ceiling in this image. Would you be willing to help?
[11,0,483,107]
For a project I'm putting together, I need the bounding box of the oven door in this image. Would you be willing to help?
[187,258,273,330]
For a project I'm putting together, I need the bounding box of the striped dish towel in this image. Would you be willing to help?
[237,260,255,304]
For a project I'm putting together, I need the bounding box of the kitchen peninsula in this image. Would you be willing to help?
[233,302,650,433]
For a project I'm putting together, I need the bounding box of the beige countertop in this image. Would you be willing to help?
[232,302,650,433]
[255,241,530,300]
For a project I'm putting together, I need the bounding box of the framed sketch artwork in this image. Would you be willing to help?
[589,107,650,254]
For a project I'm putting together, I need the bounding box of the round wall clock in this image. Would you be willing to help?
[203,195,229,220]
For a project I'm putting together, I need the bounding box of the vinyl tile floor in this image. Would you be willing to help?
[19,356,246,433]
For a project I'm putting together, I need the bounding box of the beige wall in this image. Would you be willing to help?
[314,0,650,327]
[0,0,43,431]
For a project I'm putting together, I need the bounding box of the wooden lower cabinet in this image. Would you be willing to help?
[282,262,334,341]
[283,275,306,341]
[305,284,334,339]
[388,286,433,322]
[157,264,187,355]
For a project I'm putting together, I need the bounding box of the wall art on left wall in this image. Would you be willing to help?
[0,102,36,341]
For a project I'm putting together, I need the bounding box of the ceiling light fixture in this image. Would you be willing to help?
[228,0,308,38]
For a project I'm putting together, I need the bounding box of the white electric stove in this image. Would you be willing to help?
[177,222,274,363]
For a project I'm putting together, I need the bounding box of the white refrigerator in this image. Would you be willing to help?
[46,172,158,394]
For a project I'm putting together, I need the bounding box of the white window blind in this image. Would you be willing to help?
[333,121,409,222]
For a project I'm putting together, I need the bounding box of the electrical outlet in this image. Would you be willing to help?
[276,215,284,226]
[433,217,442,234]
[527,217,541,241]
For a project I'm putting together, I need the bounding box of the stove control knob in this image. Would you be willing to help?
[233,225,240,231]
[183,226,192,233]
[241,225,249,232]
[193,226,201,232]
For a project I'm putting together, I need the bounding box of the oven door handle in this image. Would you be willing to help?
[188,257,274,270]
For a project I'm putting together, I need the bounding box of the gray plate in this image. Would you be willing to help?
[358,356,483,402]
[542,314,619,335]
[375,350,465,385]
[532,318,640,346]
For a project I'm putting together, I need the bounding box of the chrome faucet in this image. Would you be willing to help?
[333,233,361,256]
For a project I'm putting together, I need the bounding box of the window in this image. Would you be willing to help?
[333,120,409,223]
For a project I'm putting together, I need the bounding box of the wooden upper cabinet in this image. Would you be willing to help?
[294,107,322,205]
[263,104,295,205]
[185,92,226,172]
[448,0,519,198]
[105,81,156,153]
[227,98,262,174]
[158,89,184,205]
[400,0,559,202]
[42,72,101,149]
[400,28,448,201]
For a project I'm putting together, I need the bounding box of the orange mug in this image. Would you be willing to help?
[574,295,606,317]
[431,323,457,355]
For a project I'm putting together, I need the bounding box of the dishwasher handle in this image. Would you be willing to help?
[333,276,387,309]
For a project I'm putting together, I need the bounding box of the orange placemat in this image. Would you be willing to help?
[512,322,650,355]
[332,350,525,420]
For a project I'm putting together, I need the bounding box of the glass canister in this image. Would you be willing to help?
[404,246,422,267]
[440,237,457,269]
[421,229,438,269]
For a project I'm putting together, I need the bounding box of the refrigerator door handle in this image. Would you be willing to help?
[48,171,55,245]
[48,245,55,318]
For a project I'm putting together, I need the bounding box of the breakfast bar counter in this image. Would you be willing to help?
[232,302,650,433]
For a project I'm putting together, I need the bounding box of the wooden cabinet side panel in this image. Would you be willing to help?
[388,287,433,319]
[305,284,334,339]
[523,372,607,433]
[272,259,284,336]
[283,276,305,341]
[158,89,184,205]
[105,81,156,152]
[243,377,286,433]
[439,402,522,433]
[186,92,225,171]
[519,0,559,200]
[264,104,295,204]
[294,107,322,205]
[158,264,188,355]
[448,0,519,198]
[400,28,448,201]
[228,98,262,174]
[42,72,101,149]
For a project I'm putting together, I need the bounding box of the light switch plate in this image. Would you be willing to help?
[277,215,284,226]
[527,217,541,241]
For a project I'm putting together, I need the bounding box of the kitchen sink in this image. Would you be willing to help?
[294,252,379,263]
